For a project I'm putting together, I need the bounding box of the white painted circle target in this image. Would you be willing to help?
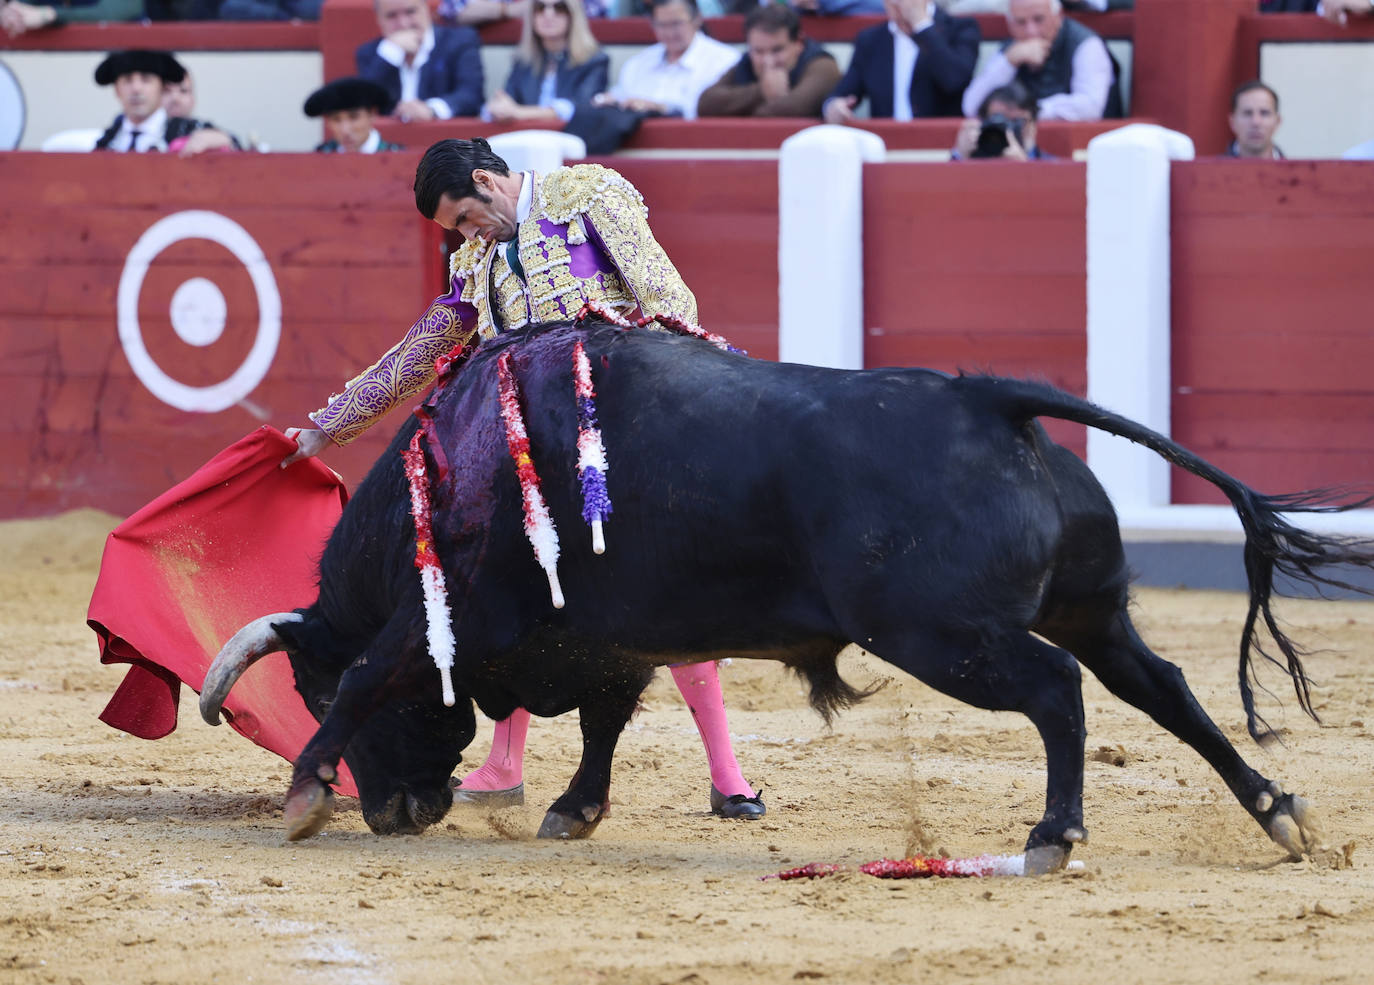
[118,210,282,413]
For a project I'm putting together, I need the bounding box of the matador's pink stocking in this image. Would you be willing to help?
[671,661,753,798]
[457,707,530,791]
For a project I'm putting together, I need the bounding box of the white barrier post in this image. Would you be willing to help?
[778,125,886,369]
[487,129,587,173]
[1085,123,1194,514]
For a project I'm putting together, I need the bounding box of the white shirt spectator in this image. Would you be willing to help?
[887,5,936,122]
[610,31,739,120]
[376,26,455,120]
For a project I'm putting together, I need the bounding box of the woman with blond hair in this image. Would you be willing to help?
[483,0,610,123]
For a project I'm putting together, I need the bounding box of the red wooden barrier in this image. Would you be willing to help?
[3,152,1371,519]
[0,151,425,517]
[0,152,775,518]
[1169,159,1374,505]
[862,160,1089,455]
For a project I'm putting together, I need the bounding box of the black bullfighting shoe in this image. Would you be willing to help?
[449,778,526,808]
[710,786,766,819]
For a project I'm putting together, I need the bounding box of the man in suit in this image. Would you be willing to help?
[92,50,235,155]
[356,0,484,122]
[821,0,980,124]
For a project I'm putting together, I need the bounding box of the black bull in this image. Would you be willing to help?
[201,320,1373,871]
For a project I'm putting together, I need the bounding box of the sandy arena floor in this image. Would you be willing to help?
[2,509,1373,985]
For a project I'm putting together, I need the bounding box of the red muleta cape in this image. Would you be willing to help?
[88,426,359,796]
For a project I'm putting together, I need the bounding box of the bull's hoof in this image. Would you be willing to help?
[1023,843,1072,875]
[536,804,605,840]
[450,780,525,808]
[1023,825,1085,875]
[710,786,766,820]
[1265,792,1328,860]
[284,775,335,841]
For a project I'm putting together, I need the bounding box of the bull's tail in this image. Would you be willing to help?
[959,374,1374,744]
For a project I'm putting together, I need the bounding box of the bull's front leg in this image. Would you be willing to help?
[286,615,428,841]
[537,679,647,840]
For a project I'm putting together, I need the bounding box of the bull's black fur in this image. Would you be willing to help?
[268,319,1374,854]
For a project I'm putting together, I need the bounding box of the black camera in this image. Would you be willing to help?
[971,113,1027,159]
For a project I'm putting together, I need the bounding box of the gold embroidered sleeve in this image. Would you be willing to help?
[583,178,698,324]
[309,297,476,446]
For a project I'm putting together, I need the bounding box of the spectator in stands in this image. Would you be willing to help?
[792,0,884,17]
[1317,0,1374,23]
[951,81,1050,159]
[305,77,406,153]
[620,0,731,16]
[1225,80,1284,159]
[1255,0,1371,17]
[598,0,739,119]
[219,0,322,20]
[942,2,1134,15]
[160,69,247,150]
[1,0,139,35]
[357,0,484,122]
[698,5,839,117]
[821,0,980,124]
[483,0,610,124]
[92,50,236,156]
[961,0,1121,121]
[439,0,610,26]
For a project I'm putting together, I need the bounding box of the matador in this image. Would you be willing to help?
[283,137,766,820]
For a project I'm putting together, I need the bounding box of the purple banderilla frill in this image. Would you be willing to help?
[572,341,612,554]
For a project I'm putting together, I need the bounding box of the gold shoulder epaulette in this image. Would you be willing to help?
[541,163,647,226]
[450,237,491,278]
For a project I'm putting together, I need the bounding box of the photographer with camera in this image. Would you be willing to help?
[951,82,1049,161]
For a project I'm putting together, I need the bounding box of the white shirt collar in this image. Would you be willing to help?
[360,129,382,153]
[119,107,167,152]
[377,26,436,66]
[887,23,918,122]
[497,172,533,249]
[655,32,715,71]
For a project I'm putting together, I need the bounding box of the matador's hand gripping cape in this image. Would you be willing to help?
[309,163,699,446]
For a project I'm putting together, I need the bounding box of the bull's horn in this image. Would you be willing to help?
[199,612,303,726]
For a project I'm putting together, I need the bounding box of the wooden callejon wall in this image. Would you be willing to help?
[0,153,778,518]
[3,152,1373,519]
[0,151,423,518]
[861,161,1090,456]
[1168,160,1374,506]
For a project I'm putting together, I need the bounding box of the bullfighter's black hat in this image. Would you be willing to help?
[94,50,187,86]
[303,77,396,117]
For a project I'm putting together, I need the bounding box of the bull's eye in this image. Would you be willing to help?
[317,698,333,715]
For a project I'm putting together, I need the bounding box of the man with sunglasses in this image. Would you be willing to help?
[281,138,768,821]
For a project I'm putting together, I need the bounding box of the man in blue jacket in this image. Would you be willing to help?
[822,0,979,123]
[356,0,484,122]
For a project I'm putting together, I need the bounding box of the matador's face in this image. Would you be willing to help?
[433,170,522,244]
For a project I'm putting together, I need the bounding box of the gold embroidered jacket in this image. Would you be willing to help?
[310,163,697,446]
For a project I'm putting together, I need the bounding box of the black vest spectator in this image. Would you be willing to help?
[1002,16,1122,118]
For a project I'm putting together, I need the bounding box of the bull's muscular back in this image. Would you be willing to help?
[413,320,1067,683]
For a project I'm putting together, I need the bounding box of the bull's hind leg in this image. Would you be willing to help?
[286,612,428,841]
[1040,605,1327,859]
[878,628,1090,874]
